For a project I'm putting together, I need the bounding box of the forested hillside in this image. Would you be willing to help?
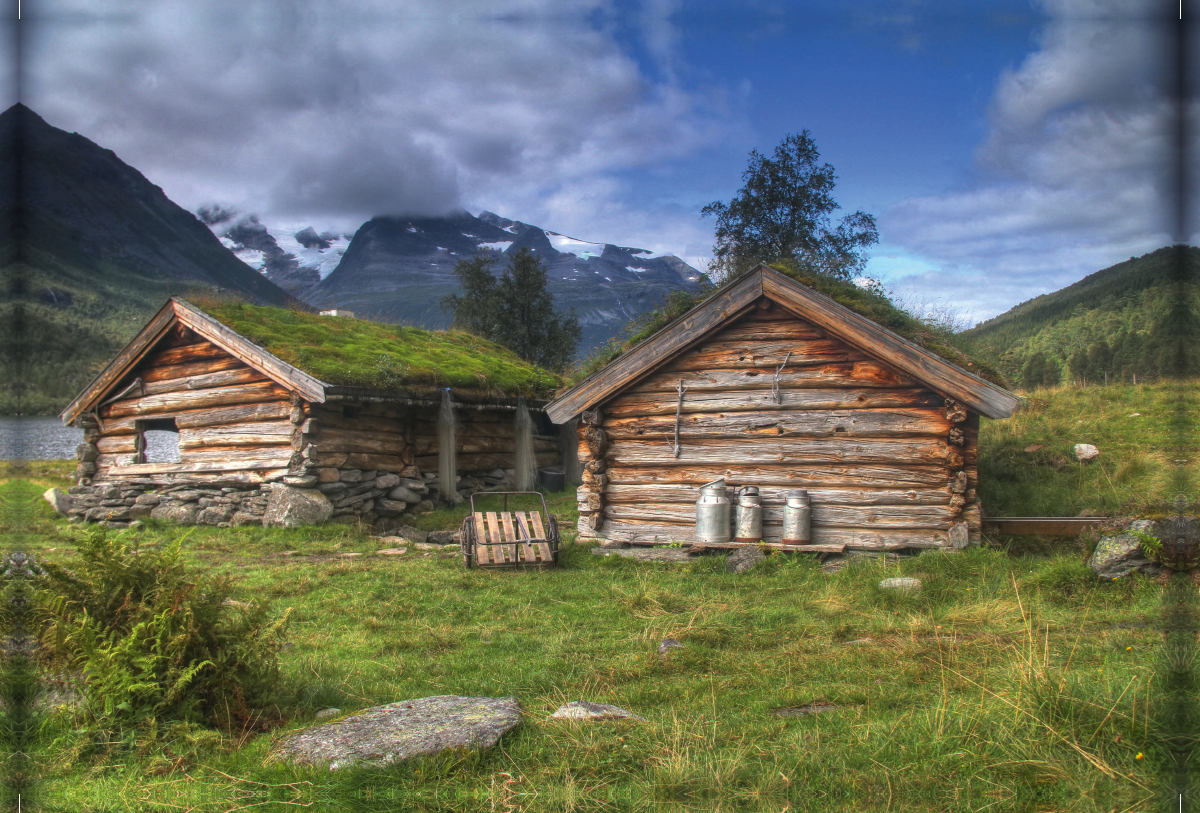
[960,245,1200,389]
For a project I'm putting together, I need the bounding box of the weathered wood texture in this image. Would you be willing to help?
[584,308,979,551]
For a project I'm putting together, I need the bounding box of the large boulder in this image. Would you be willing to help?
[42,488,74,517]
[262,486,333,528]
[274,695,521,770]
[1088,520,1163,579]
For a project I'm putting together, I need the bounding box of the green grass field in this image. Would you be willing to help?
[0,383,1192,812]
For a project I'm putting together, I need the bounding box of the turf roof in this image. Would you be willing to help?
[194,299,562,399]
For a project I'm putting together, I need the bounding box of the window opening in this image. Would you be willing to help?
[138,417,180,463]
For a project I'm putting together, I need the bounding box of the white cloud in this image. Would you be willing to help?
[24,0,729,251]
[880,0,1180,320]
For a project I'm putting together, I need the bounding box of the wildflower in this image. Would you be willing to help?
[1136,753,1144,760]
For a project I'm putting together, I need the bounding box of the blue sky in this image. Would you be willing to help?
[11,0,1188,324]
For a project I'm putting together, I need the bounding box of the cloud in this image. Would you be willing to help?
[879,0,1181,320]
[22,0,730,242]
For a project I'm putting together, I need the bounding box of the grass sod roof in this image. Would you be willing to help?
[194,299,562,401]
[569,262,1010,389]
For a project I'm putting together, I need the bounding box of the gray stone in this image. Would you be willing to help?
[197,506,235,525]
[417,500,435,513]
[150,504,198,525]
[134,494,161,506]
[283,475,319,488]
[75,443,99,462]
[42,488,74,516]
[86,506,131,523]
[726,545,766,574]
[395,525,429,543]
[315,708,342,720]
[374,499,407,517]
[387,486,422,504]
[1088,520,1163,579]
[171,490,205,502]
[426,530,460,546]
[128,505,153,520]
[316,467,342,483]
[878,577,922,593]
[263,487,334,527]
[230,512,263,527]
[1074,443,1100,463]
[340,469,364,483]
[318,482,348,496]
[377,548,407,555]
[274,696,522,770]
[550,701,645,722]
[948,522,970,549]
[374,474,400,490]
[657,638,684,656]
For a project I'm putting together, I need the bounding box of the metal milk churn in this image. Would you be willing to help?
[733,486,763,542]
[695,478,732,544]
[781,489,812,544]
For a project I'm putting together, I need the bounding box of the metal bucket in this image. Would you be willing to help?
[695,478,732,544]
[781,489,811,544]
[734,486,763,542]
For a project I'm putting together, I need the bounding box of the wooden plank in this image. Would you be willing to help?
[133,367,270,398]
[144,341,228,367]
[484,513,510,562]
[178,431,295,450]
[172,402,294,430]
[528,512,547,539]
[315,411,408,434]
[61,301,178,425]
[604,408,950,440]
[507,513,536,562]
[709,317,826,342]
[594,519,949,549]
[474,513,490,545]
[139,355,245,383]
[99,457,293,475]
[314,427,408,455]
[97,435,138,454]
[983,517,1108,535]
[603,388,944,418]
[761,272,1018,418]
[628,362,916,393]
[602,502,955,529]
[666,339,863,372]
[603,484,951,506]
[607,436,955,467]
[103,382,292,418]
[173,299,327,403]
[178,420,295,441]
[545,281,764,423]
[180,444,294,462]
[604,463,951,489]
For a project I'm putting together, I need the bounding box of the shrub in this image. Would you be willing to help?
[37,529,291,730]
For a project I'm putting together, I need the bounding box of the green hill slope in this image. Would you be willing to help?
[960,245,1200,389]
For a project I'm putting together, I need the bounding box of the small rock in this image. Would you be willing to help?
[657,638,684,656]
[1128,413,1142,417]
[42,488,75,516]
[1074,443,1100,463]
[774,703,837,717]
[340,470,364,483]
[426,530,460,546]
[283,475,319,487]
[550,701,646,722]
[274,695,522,770]
[315,708,342,720]
[230,512,263,527]
[374,474,400,490]
[377,548,407,556]
[948,522,969,549]
[878,577,922,593]
[726,545,766,574]
[150,504,197,525]
[395,525,429,543]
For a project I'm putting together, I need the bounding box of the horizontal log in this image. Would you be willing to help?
[412,436,557,455]
[666,339,865,372]
[134,367,270,398]
[179,444,294,462]
[413,452,557,471]
[174,401,294,430]
[710,317,826,342]
[604,388,944,418]
[628,362,916,393]
[139,355,246,383]
[315,427,409,455]
[315,411,408,434]
[603,484,950,506]
[97,435,138,454]
[607,436,956,467]
[344,452,408,471]
[602,502,956,529]
[103,382,292,418]
[101,457,293,476]
[604,464,951,488]
[179,433,293,450]
[604,408,951,440]
[143,341,227,367]
[178,421,295,449]
[593,520,949,549]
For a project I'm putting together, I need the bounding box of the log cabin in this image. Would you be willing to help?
[60,298,562,528]
[545,264,1019,553]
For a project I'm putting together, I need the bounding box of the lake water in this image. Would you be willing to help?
[0,416,180,462]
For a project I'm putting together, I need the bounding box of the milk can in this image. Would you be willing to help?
[695,478,732,544]
[733,486,763,542]
[781,489,811,544]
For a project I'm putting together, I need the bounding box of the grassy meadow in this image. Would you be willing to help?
[1,382,1193,812]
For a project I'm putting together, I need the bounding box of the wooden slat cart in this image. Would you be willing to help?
[459,492,561,568]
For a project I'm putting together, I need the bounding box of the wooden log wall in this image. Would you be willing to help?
[91,326,296,482]
[578,302,981,550]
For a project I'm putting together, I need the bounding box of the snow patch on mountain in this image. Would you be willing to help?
[546,232,606,259]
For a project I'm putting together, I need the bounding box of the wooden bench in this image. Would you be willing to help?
[460,492,560,568]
